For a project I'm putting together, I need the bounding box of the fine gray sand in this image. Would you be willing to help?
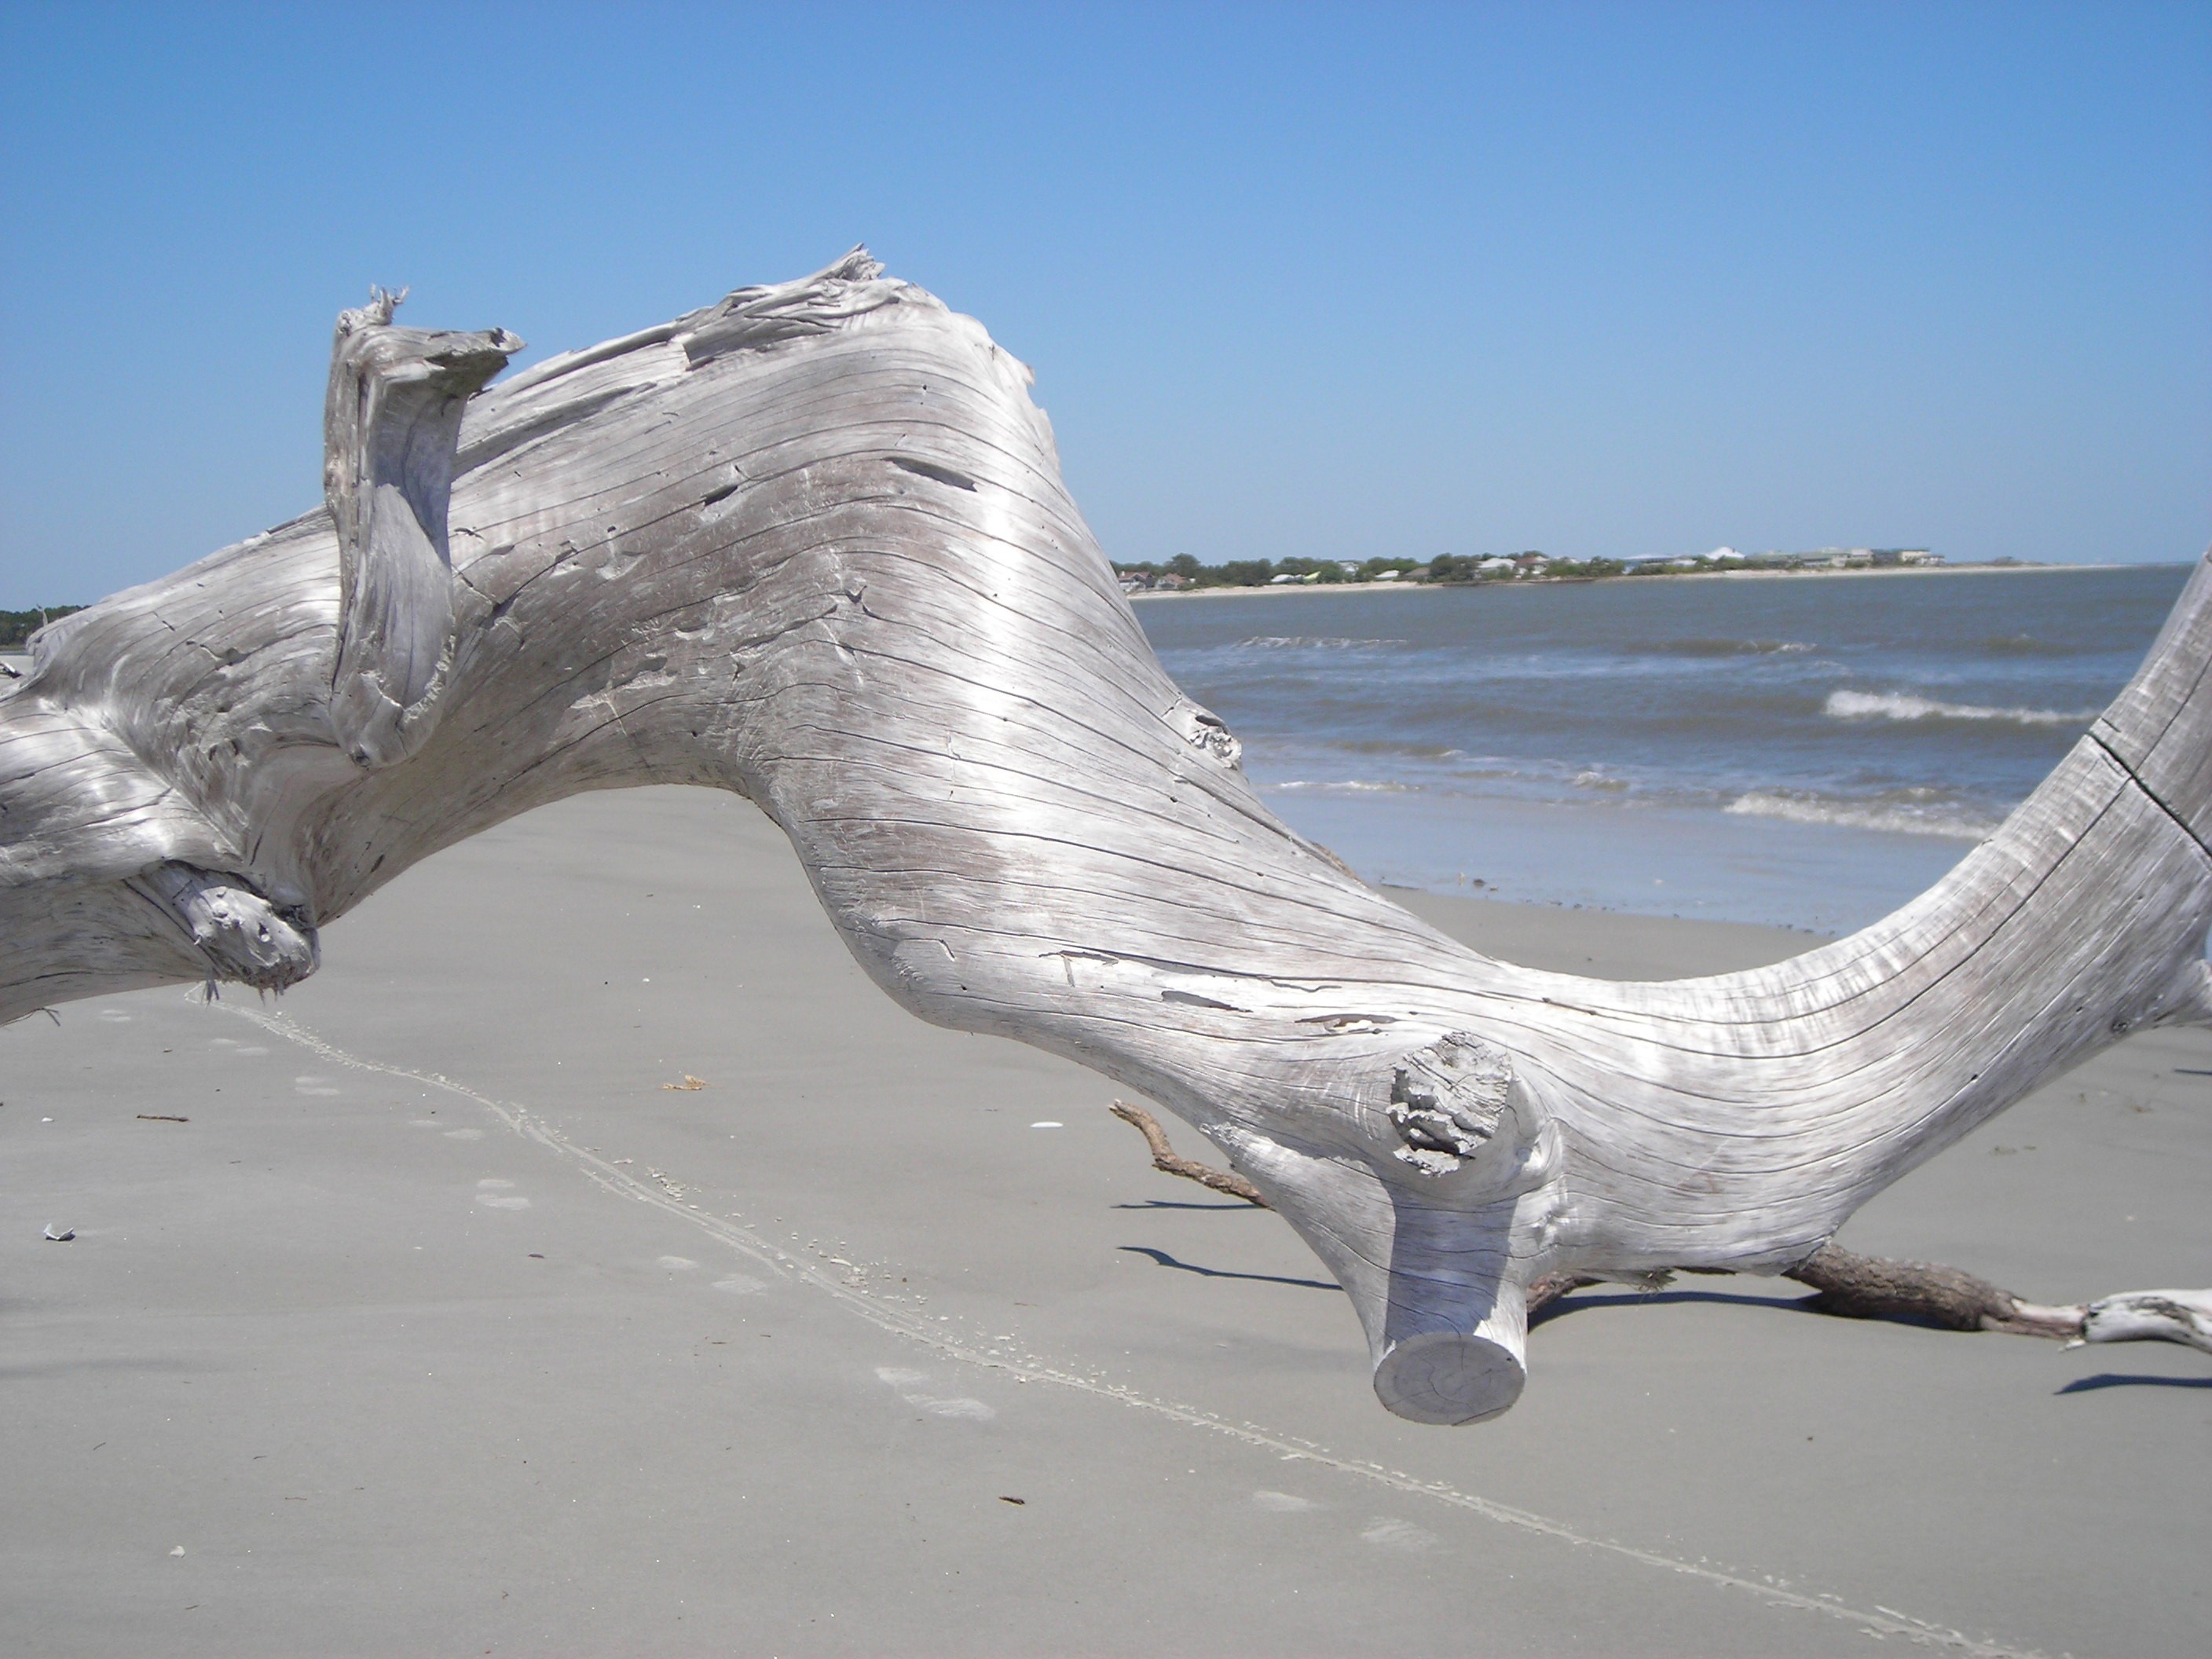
[4,787,2206,1656]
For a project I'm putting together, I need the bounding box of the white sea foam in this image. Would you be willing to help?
[1824,689,2093,727]
[1266,779,1415,794]
[1650,637,1815,657]
[1726,790,1999,841]
[1236,636,1403,650]
[1570,770,1630,793]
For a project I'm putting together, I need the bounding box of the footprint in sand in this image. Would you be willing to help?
[873,1364,994,1420]
[442,1129,484,1141]
[294,1075,341,1097]
[98,1009,132,1023]
[712,1274,768,1296]
[474,1179,530,1210]
[1252,1490,1319,1513]
[1361,1517,1437,1551]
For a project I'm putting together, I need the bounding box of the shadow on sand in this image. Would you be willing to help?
[1118,1244,1341,1292]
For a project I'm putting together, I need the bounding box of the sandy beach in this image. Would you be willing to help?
[4,786,2206,1656]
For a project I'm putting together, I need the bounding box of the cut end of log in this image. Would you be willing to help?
[1364,1267,1531,1425]
[1372,1328,1527,1425]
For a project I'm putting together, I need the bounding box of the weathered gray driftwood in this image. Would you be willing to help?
[1112,1096,2212,1352]
[5,251,2209,1422]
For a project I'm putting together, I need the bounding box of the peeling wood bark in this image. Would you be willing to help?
[1783,1243,2080,1337]
[5,250,2208,1423]
[1785,1246,2212,1351]
[1525,1273,1601,1320]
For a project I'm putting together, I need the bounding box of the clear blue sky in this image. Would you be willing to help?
[2,2,2207,606]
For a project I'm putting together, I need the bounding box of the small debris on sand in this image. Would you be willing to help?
[137,1113,189,1123]
[42,1224,75,1242]
[662,1075,708,1091]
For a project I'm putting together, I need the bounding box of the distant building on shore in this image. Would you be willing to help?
[1114,543,1943,593]
[1613,545,1944,575]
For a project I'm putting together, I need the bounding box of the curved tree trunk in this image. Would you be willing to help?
[5,251,2209,1423]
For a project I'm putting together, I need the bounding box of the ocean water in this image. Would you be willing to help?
[1134,566,2194,936]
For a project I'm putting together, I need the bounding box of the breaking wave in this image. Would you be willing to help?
[1725,789,2000,841]
[1824,689,2094,727]
[1236,636,1404,651]
[1265,779,1416,795]
[1648,637,1815,657]
[1976,633,2077,657]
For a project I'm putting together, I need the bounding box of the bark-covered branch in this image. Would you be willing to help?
[1784,1244,2212,1350]
[5,251,2208,1423]
[1110,1101,1270,1205]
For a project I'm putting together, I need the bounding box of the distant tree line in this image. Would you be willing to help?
[0,606,84,649]
[1115,546,1938,590]
[1424,554,1629,582]
[1111,552,1629,589]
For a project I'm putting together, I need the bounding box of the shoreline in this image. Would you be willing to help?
[0,562,2167,629]
[1128,560,2166,599]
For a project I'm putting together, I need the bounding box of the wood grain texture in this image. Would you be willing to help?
[5,250,2207,1422]
[322,290,520,768]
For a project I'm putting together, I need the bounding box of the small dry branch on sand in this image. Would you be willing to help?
[1110,1101,1270,1205]
[1111,1101,2212,1352]
[5,252,2209,1423]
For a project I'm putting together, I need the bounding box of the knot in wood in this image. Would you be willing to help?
[1387,1031,1513,1175]
[1163,698,1242,769]
[133,863,320,993]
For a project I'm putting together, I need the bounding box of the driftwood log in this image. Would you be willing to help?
[1105,1101,2210,1347]
[5,251,2210,1424]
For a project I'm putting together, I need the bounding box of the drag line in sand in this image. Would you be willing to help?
[209,992,2041,1659]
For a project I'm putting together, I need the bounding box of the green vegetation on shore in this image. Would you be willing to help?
[0,606,83,649]
[1111,551,1640,590]
[1115,547,1946,591]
